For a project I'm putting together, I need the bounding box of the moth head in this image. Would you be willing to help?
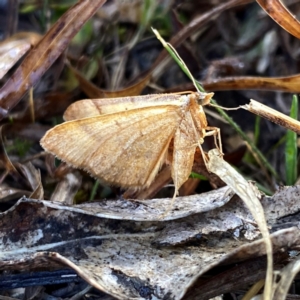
[196,92,214,106]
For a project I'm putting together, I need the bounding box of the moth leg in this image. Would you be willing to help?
[198,142,209,166]
[203,126,223,155]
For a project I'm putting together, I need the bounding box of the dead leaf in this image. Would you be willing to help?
[0,195,299,299]
[78,185,234,221]
[17,162,43,199]
[0,32,41,80]
[50,172,82,205]
[69,58,151,98]
[256,0,300,40]
[0,0,107,120]
[207,149,273,299]
[0,184,30,203]
[202,73,300,93]
[272,255,300,300]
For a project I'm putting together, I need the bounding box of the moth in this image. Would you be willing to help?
[40,92,222,196]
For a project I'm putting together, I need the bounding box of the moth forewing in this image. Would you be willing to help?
[172,109,198,196]
[41,104,184,189]
[63,93,193,121]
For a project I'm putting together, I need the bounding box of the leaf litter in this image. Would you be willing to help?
[2,0,300,299]
[0,183,300,299]
[0,184,300,299]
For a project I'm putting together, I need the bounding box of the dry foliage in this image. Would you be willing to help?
[1,0,300,300]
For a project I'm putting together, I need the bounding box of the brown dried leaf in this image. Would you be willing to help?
[202,73,300,92]
[70,63,151,98]
[0,0,107,120]
[256,0,300,39]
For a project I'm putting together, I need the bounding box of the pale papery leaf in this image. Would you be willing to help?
[17,162,43,199]
[207,149,273,299]
[0,196,300,299]
[78,186,234,221]
[272,255,300,300]
[0,199,300,299]
[50,172,82,204]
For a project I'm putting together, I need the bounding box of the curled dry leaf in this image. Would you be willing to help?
[17,162,43,199]
[207,149,273,299]
[77,186,234,221]
[256,0,300,40]
[202,73,300,93]
[69,62,151,98]
[50,171,82,204]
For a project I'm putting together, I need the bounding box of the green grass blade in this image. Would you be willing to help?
[254,115,261,145]
[285,95,298,185]
[190,172,207,180]
[89,180,100,201]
